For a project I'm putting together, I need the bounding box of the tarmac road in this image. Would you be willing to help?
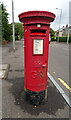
[49,42,70,98]
[1,40,70,118]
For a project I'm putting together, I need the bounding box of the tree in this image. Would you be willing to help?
[1,3,11,41]
[0,3,23,42]
[15,23,23,40]
[0,2,2,42]
[50,28,55,37]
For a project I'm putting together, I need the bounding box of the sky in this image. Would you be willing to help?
[69,1,71,25]
[0,0,70,30]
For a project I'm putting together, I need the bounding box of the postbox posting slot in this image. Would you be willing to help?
[31,29,46,34]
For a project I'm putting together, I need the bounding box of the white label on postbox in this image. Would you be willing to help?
[33,39,43,54]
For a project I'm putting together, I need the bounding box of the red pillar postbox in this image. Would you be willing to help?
[18,11,55,105]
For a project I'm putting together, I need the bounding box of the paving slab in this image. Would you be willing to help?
[0,64,10,80]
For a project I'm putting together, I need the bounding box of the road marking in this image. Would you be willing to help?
[48,72,71,107]
[53,72,55,74]
[58,78,71,92]
[52,72,70,92]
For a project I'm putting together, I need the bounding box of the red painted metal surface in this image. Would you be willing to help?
[18,11,55,92]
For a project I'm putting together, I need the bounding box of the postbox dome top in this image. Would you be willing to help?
[18,11,55,23]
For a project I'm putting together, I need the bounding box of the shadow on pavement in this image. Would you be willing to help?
[7,76,66,116]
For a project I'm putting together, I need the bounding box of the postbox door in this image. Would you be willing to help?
[30,36,49,91]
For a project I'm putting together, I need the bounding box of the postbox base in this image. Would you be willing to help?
[25,90,46,106]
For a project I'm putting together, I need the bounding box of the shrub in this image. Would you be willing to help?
[51,36,71,43]
[59,37,67,42]
[69,36,71,43]
[51,37,57,41]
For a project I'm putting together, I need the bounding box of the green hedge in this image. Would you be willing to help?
[51,36,71,43]
[69,37,71,43]
[51,37,57,41]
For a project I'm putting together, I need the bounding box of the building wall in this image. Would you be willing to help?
[59,31,63,37]
[55,25,70,37]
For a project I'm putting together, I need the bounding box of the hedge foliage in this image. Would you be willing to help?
[51,36,71,43]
